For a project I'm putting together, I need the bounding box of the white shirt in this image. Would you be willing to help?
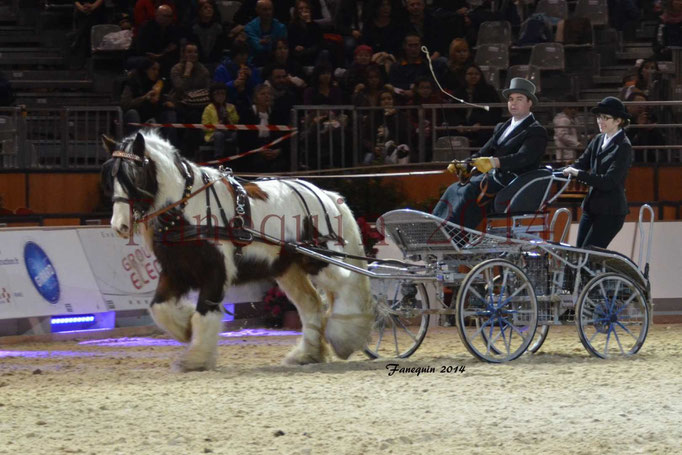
[498,113,532,144]
[601,129,623,150]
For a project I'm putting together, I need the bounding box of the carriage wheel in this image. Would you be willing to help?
[456,259,538,362]
[575,273,650,359]
[527,325,550,354]
[363,274,430,359]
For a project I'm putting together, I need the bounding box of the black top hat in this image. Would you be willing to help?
[591,96,632,120]
[502,77,538,105]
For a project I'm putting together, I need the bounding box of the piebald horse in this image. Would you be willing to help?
[101,131,373,371]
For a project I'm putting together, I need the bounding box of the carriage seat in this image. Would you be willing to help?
[490,168,554,216]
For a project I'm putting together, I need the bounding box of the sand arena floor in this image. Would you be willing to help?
[0,324,681,455]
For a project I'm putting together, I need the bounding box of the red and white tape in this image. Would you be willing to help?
[128,122,297,131]
[199,131,298,166]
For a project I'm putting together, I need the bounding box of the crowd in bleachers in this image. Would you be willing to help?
[44,0,682,169]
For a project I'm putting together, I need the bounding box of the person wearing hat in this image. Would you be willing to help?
[433,77,548,231]
[562,96,633,249]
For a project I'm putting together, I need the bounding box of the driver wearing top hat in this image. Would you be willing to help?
[433,77,548,231]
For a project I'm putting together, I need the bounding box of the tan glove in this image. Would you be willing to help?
[473,156,495,174]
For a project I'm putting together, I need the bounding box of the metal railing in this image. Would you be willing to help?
[0,106,122,168]
[2,101,682,170]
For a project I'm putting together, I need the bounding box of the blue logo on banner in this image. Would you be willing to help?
[24,241,60,304]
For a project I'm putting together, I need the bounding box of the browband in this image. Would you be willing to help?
[112,150,144,162]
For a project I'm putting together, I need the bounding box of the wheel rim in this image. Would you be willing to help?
[527,324,550,354]
[457,260,537,362]
[577,274,649,358]
[364,277,430,359]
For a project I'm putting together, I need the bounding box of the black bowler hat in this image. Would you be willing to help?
[591,96,632,120]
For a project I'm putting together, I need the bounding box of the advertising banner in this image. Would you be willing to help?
[0,230,106,319]
[77,228,270,312]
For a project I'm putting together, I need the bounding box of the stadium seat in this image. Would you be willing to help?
[574,0,608,27]
[476,21,513,47]
[433,136,470,162]
[535,0,569,20]
[529,43,565,72]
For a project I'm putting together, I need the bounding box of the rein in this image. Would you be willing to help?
[136,174,223,225]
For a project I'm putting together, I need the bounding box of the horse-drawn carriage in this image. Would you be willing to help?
[358,168,654,362]
[103,132,654,369]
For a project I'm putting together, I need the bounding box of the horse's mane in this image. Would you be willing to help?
[132,129,268,201]
[135,130,180,175]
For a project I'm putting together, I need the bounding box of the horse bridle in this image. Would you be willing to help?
[110,151,149,219]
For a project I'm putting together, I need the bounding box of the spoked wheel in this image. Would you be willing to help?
[364,271,430,359]
[527,325,550,354]
[456,259,538,362]
[575,273,650,358]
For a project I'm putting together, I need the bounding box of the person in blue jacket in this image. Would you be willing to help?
[244,0,288,66]
[213,41,263,106]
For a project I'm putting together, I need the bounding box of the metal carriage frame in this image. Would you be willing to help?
[286,170,655,363]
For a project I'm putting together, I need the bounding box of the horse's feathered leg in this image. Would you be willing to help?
[149,273,194,343]
[276,264,329,365]
[173,302,223,372]
[173,276,226,372]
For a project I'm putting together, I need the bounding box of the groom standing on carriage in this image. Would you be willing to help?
[432,78,548,230]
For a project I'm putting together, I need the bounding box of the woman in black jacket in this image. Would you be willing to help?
[563,97,633,249]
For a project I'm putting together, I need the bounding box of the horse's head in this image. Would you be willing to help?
[101,133,158,238]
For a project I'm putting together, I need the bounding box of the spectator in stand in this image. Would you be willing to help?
[264,64,299,124]
[133,4,182,76]
[352,62,388,107]
[388,33,440,100]
[288,0,323,67]
[271,38,306,89]
[170,42,211,158]
[134,0,177,33]
[607,0,640,40]
[625,92,666,163]
[244,0,288,66]
[442,38,473,93]
[361,0,407,59]
[236,84,289,172]
[69,0,108,69]
[362,88,412,164]
[404,0,443,60]
[618,70,641,101]
[191,0,225,67]
[303,62,346,167]
[450,64,502,148]
[552,95,582,162]
[654,0,682,59]
[334,0,367,64]
[120,58,179,145]
[233,0,293,26]
[407,76,443,161]
[343,44,374,93]
[634,58,663,100]
[308,0,339,33]
[202,82,240,160]
[213,41,263,106]
[303,62,344,106]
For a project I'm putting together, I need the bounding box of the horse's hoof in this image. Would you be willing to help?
[282,347,327,365]
[172,352,216,372]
